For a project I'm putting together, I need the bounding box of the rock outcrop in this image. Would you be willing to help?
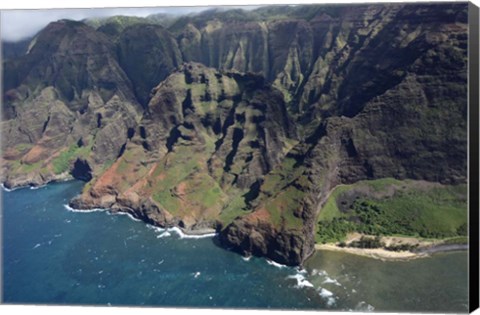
[1,3,469,265]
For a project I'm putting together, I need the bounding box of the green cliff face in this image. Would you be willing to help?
[2,20,142,187]
[1,3,469,266]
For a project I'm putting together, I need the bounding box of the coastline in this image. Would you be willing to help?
[63,203,218,239]
[315,243,426,260]
[315,242,468,261]
[5,180,466,264]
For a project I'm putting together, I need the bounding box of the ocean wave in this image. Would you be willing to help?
[355,301,375,312]
[322,276,342,286]
[318,288,336,306]
[296,267,308,274]
[63,204,106,213]
[287,273,315,289]
[167,227,216,239]
[318,287,333,297]
[29,185,46,190]
[242,256,252,262]
[146,225,165,233]
[110,211,142,222]
[1,183,16,192]
[266,259,288,269]
[156,231,171,238]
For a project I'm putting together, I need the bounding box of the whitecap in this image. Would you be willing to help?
[156,231,171,238]
[193,272,201,278]
[29,185,45,190]
[322,276,342,286]
[242,256,252,262]
[355,301,375,312]
[146,225,165,233]
[326,297,336,306]
[296,267,308,274]
[32,243,41,249]
[109,211,142,222]
[1,183,14,192]
[167,227,216,239]
[318,288,336,306]
[318,288,334,297]
[64,204,106,213]
[266,259,288,269]
[287,274,315,289]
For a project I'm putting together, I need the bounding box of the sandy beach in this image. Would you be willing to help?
[314,233,468,261]
[314,243,427,260]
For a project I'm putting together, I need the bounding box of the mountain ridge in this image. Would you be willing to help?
[1,3,469,265]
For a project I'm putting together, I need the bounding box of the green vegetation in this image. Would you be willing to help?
[9,159,43,175]
[19,161,43,173]
[151,147,202,215]
[265,185,304,229]
[316,179,467,243]
[189,174,225,208]
[219,192,249,226]
[51,140,93,174]
[349,236,384,249]
[316,218,356,243]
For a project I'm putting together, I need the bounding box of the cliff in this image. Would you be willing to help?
[1,3,469,265]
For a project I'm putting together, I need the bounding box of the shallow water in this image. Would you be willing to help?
[1,181,469,312]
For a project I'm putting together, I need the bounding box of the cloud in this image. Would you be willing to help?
[0,5,259,42]
[0,7,187,41]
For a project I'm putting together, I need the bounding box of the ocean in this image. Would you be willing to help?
[1,180,469,312]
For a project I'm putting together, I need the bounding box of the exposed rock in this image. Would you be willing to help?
[1,3,469,266]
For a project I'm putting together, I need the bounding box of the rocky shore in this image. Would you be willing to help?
[1,3,468,267]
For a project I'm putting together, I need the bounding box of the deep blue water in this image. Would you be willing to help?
[2,181,469,311]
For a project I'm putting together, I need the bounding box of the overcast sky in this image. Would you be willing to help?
[0,5,260,42]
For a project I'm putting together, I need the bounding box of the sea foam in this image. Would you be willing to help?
[1,183,15,192]
[355,301,375,312]
[29,185,46,190]
[323,276,342,286]
[63,204,106,213]
[287,273,315,289]
[167,227,216,239]
[156,231,171,238]
[266,259,288,269]
[318,288,336,306]
[110,211,142,222]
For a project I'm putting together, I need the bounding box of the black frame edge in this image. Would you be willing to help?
[469,1,480,313]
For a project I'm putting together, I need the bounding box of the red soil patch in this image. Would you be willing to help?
[176,182,187,197]
[22,145,47,164]
[3,148,23,160]
[246,207,271,223]
[93,160,122,190]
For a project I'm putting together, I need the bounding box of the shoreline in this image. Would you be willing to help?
[314,243,468,261]
[63,203,217,238]
[7,180,467,265]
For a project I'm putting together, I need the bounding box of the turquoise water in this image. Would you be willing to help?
[1,181,469,312]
